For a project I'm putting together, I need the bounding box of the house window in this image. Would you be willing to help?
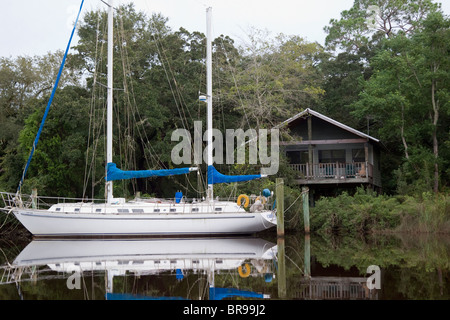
[319,149,345,163]
[286,151,309,164]
[352,149,365,162]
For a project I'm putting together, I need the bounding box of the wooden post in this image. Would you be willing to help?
[31,188,37,209]
[364,142,369,179]
[302,187,310,234]
[304,234,311,278]
[276,178,284,237]
[277,237,287,298]
[307,116,313,178]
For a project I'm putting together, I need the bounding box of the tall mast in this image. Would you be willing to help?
[106,0,114,203]
[206,7,213,201]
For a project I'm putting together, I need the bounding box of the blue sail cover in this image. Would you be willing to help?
[209,287,264,300]
[207,165,261,185]
[106,162,193,182]
[106,293,186,300]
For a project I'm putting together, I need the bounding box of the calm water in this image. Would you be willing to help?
[0,233,448,300]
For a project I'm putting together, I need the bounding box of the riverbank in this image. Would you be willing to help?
[308,189,450,235]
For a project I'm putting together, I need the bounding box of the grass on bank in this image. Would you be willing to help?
[308,188,450,235]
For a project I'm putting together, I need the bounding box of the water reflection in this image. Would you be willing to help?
[1,237,277,300]
[0,233,448,300]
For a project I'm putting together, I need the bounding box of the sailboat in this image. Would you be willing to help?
[1,3,276,237]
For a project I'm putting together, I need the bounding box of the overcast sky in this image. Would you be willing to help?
[0,0,449,58]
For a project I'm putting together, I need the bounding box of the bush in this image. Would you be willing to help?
[395,192,450,233]
[310,187,402,234]
[310,188,450,235]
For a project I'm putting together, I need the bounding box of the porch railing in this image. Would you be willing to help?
[288,162,372,181]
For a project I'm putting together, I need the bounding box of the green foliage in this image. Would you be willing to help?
[311,187,402,234]
[16,86,90,197]
[311,188,450,235]
[395,192,450,233]
[321,1,449,193]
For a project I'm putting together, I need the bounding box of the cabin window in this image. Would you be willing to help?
[170,208,177,212]
[286,150,309,164]
[117,209,129,213]
[192,208,199,212]
[95,209,102,213]
[74,208,80,212]
[153,209,160,213]
[132,209,144,213]
[319,149,345,163]
[215,207,222,212]
[55,208,61,212]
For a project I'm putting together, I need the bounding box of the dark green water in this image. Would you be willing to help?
[0,233,448,300]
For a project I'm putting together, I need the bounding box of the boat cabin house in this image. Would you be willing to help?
[279,108,382,191]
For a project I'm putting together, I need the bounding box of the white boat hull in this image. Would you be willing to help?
[13,237,277,267]
[13,208,277,237]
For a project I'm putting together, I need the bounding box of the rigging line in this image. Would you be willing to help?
[83,9,103,199]
[116,12,165,171]
[149,23,192,132]
[218,36,253,131]
[17,0,85,195]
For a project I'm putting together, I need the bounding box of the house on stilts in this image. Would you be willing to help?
[278,108,382,200]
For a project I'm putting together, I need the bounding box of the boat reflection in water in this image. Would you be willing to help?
[8,237,277,300]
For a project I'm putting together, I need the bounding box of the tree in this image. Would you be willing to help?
[324,0,441,53]
[0,52,81,191]
[5,86,91,196]
[216,29,324,130]
[353,12,449,193]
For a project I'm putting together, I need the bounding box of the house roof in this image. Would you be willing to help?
[277,108,380,143]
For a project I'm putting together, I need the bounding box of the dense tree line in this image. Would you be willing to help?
[0,1,448,200]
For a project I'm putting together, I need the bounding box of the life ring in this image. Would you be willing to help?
[237,194,249,208]
[238,263,251,278]
[255,196,267,204]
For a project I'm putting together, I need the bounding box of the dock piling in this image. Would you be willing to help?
[276,178,284,237]
[302,187,310,234]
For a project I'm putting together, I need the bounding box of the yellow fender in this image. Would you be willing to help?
[238,263,251,278]
[255,196,267,204]
[237,194,250,208]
